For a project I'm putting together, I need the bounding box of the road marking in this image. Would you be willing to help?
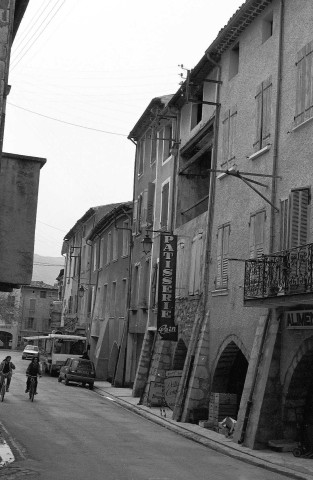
[105,396,115,401]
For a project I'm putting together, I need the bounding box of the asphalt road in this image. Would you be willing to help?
[0,350,292,480]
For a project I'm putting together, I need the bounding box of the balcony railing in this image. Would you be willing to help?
[244,243,313,300]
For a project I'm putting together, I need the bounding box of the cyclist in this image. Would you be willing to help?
[0,356,15,392]
[25,357,42,395]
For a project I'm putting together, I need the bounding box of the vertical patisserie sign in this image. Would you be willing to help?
[157,234,178,341]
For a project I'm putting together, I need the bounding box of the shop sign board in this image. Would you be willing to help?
[164,370,182,409]
[157,234,178,341]
[286,310,313,328]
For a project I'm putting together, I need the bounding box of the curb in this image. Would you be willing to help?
[94,387,313,480]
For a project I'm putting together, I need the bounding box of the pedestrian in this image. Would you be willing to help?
[25,357,42,395]
[0,355,16,392]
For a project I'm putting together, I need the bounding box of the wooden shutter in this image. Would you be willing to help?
[222,225,230,287]
[176,241,185,297]
[161,182,169,230]
[250,212,265,258]
[262,78,272,142]
[253,84,263,151]
[151,129,157,164]
[193,233,203,294]
[280,199,289,250]
[249,215,256,258]
[289,188,310,248]
[137,194,143,233]
[141,189,148,227]
[163,125,172,161]
[188,236,197,295]
[222,111,230,163]
[137,140,144,176]
[146,182,155,226]
[295,46,306,126]
[216,227,223,288]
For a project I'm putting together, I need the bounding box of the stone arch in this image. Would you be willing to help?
[282,336,313,443]
[211,335,249,406]
[0,331,12,349]
[172,338,187,370]
[108,341,119,382]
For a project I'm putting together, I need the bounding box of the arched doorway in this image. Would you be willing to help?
[0,331,12,349]
[172,339,187,370]
[283,340,313,447]
[211,340,248,414]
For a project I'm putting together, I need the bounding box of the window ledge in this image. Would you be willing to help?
[217,166,237,180]
[211,289,229,297]
[292,115,313,132]
[248,144,271,161]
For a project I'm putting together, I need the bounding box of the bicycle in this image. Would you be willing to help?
[27,375,38,402]
[0,373,10,402]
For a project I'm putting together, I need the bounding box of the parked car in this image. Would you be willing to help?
[22,345,39,360]
[58,357,95,389]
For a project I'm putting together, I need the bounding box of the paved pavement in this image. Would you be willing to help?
[93,381,313,480]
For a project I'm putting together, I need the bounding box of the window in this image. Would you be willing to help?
[222,106,237,165]
[146,182,155,226]
[137,193,143,234]
[160,181,170,230]
[99,237,104,267]
[106,232,111,264]
[253,77,272,152]
[137,139,144,176]
[122,220,130,257]
[163,124,172,161]
[150,128,157,164]
[112,228,118,261]
[40,290,47,299]
[190,84,203,130]
[103,284,108,317]
[27,318,35,329]
[87,287,94,315]
[122,278,127,317]
[249,211,266,258]
[188,233,203,295]
[93,242,98,271]
[68,295,73,314]
[216,224,230,289]
[176,240,187,298]
[29,299,36,311]
[229,43,239,79]
[280,188,310,249]
[111,282,117,317]
[132,200,138,234]
[262,11,273,43]
[130,264,140,309]
[139,259,150,308]
[295,41,313,127]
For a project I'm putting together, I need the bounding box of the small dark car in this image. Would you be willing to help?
[58,357,95,389]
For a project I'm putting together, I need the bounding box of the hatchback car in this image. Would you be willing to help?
[22,345,39,360]
[58,358,95,389]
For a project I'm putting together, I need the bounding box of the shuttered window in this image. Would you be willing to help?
[289,188,310,248]
[222,106,237,165]
[188,233,203,295]
[216,224,230,289]
[279,189,310,250]
[295,41,313,126]
[137,193,143,234]
[163,125,172,162]
[132,199,137,234]
[146,182,155,226]
[160,182,170,230]
[253,77,272,152]
[137,140,144,176]
[176,240,186,298]
[249,211,266,258]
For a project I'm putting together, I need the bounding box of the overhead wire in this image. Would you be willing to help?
[11,1,50,54]
[10,0,66,71]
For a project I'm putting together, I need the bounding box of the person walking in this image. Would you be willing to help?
[0,356,16,392]
[25,357,42,395]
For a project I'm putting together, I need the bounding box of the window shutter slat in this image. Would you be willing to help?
[254,88,262,151]
[289,189,309,247]
[262,83,272,140]
[146,182,155,226]
[280,199,289,250]
[216,228,223,288]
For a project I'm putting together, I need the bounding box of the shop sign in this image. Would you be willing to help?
[286,310,313,328]
[157,234,178,341]
[164,370,182,409]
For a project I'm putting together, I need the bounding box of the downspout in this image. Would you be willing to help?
[175,55,221,421]
[238,0,284,444]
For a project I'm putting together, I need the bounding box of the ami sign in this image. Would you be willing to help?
[157,234,178,341]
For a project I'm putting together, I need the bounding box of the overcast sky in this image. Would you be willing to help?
[6,0,244,258]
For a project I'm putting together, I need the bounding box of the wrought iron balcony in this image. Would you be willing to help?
[244,243,313,303]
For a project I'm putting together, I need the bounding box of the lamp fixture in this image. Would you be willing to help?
[78,283,96,298]
[141,233,153,255]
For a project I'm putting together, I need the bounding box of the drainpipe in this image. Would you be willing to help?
[175,55,222,422]
[238,0,284,444]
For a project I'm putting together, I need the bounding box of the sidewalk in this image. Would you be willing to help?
[94,381,313,480]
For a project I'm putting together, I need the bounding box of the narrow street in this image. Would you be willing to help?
[0,350,293,480]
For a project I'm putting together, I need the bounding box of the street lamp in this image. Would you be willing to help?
[78,284,97,298]
[141,233,153,255]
